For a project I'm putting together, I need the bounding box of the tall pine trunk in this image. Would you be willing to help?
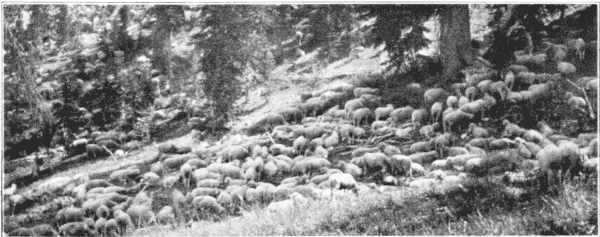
[439,5,474,84]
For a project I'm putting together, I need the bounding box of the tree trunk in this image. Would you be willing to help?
[439,5,475,84]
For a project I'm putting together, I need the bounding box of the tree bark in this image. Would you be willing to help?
[438,5,475,84]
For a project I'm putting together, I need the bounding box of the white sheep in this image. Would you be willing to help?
[557,62,576,76]
[328,173,358,198]
[566,38,586,60]
[375,104,394,121]
[344,98,365,118]
[443,110,474,134]
[353,107,374,126]
[388,106,415,126]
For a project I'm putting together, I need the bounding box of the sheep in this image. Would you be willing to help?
[465,86,477,101]
[467,123,490,138]
[490,81,508,101]
[9,227,36,237]
[371,120,389,131]
[300,92,313,102]
[374,104,394,121]
[380,143,402,156]
[156,206,175,226]
[104,219,119,236]
[30,224,59,237]
[565,91,587,112]
[515,72,536,90]
[557,62,576,75]
[410,162,425,177]
[359,93,382,109]
[58,222,94,237]
[86,144,109,159]
[351,147,380,158]
[162,154,196,171]
[194,168,222,183]
[126,204,157,228]
[278,107,304,124]
[489,138,516,151]
[292,157,332,175]
[445,146,469,157]
[353,107,374,126]
[344,98,365,118]
[385,155,412,176]
[504,71,515,91]
[162,175,180,190]
[536,141,583,190]
[328,173,359,198]
[430,102,443,123]
[502,119,525,138]
[221,145,249,162]
[581,158,598,179]
[94,217,107,236]
[566,38,586,60]
[418,123,439,140]
[410,109,428,130]
[588,138,598,158]
[409,140,434,154]
[96,204,110,219]
[337,160,363,178]
[354,87,379,98]
[267,192,308,211]
[431,159,449,170]
[251,145,268,159]
[443,110,474,134]
[424,88,447,105]
[56,206,85,226]
[388,106,415,126]
[524,129,545,144]
[409,151,439,165]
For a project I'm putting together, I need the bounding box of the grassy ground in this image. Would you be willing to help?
[131,178,597,236]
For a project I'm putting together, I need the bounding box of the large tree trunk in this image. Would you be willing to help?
[439,5,475,84]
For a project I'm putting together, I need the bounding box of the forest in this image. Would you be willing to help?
[2,4,598,237]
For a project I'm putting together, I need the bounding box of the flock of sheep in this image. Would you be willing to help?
[4,37,599,236]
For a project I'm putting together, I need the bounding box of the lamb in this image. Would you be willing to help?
[557,62,576,75]
[328,173,359,198]
[375,104,394,121]
[353,107,374,126]
[388,106,415,126]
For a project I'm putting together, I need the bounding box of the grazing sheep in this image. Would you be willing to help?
[351,147,380,158]
[95,217,107,236]
[278,107,304,124]
[524,129,545,144]
[179,163,194,189]
[410,163,425,177]
[515,137,542,158]
[466,143,487,156]
[588,138,598,158]
[431,159,449,170]
[502,119,525,138]
[409,151,439,165]
[104,219,119,236]
[465,86,477,101]
[126,204,157,228]
[56,206,85,226]
[489,138,516,150]
[409,140,434,154]
[221,145,249,162]
[337,160,362,178]
[565,92,586,111]
[467,123,490,138]
[388,106,415,126]
[360,93,383,109]
[251,145,269,159]
[58,222,94,237]
[445,146,469,157]
[504,71,515,91]
[354,87,379,98]
[385,155,412,176]
[536,141,583,190]
[375,104,394,121]
[162,175,180,190]
[162,154,196,171]
[156,206,175,226]
[86,144,109,159]
[380,143,402,156]
[443,110,474,134]
[344,98,365,118]
[30,224,59,237]
[353,108,374,126]
[411,109,428,130]
[328,173,359,198]
[424,88,447,105]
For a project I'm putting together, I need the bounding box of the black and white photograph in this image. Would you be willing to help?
[1,2,598,236]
